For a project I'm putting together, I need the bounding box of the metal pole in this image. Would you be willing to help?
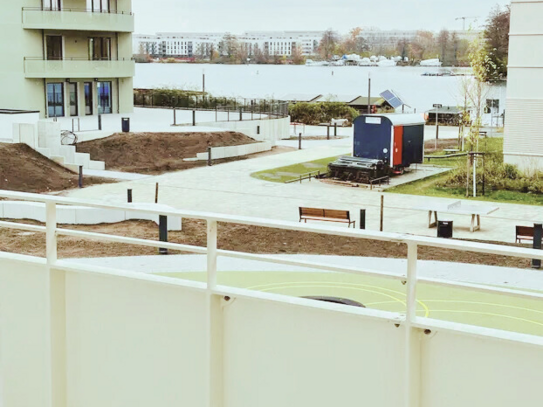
[127,189,133,203]
[327,126,330,140]
[334,123,337,137]
[192,110,196,126]
[298,132,302,150]
[202,72,206,94]
[207,146,212,166]
[380,195,384,232]
[466,155,470,198]
[155,182,159,204]
[473,155,477,198]
[533,224,542,269]
[98,114,102,131]
[435,110,439,150]
[78,166,83,188]
[173,107,177,126]
[367,73,371,114]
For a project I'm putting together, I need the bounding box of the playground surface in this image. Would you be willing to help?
[69,254,543,338]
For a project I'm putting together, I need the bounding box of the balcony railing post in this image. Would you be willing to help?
[404,242,421,407]
[207,220,218,290]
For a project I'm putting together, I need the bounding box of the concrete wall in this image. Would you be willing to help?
[0,111,40,141]
[0,201,182,230]
[195,141,272,160]
[198,117,290,144]
[2,253,543,407]
[504,0,543,171]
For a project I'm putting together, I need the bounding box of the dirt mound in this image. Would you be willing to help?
[76,131,258,174]
[0,143,109,193]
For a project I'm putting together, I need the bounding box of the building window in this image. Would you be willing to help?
[44,0,62,11]
[84,82,93,115]
[69,82,78,116]
[87,0,110,12]
[89,37,111,61]
[97,81,112,114]
[47,83,64,118]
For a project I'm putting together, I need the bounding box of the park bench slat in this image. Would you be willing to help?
[299,207,355,228]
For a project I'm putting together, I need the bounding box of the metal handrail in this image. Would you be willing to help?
[2,189,543,349]
[22,7,133,15]
[24,57,135,61]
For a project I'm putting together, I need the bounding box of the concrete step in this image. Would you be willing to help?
[73,152,91,168]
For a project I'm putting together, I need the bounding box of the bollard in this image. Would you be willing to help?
[207,146,212,166]
[327,126,330,140]
[298,132,302,150]
[533,223,542,269]
[155,182,159,204]
[159,215,168,255]
[192,110,196,126]
[380,195,384,232]
[173,108,177,125]
[78,166,83,188]
[360,209,366,230]
[239,107,243,121]
[127,189,133,203]
[257,125,260,135]
[334,123,337,137]
[98,114,102,131]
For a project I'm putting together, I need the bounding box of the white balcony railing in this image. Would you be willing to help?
[22,8,134,32]
[24,58,135,79]
[1,189,543,407]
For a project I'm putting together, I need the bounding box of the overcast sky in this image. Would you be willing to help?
[132,0,510,35]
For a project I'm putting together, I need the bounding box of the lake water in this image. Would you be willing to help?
[134,63,507,116]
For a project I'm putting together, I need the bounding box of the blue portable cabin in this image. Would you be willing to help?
[353,114,425,170]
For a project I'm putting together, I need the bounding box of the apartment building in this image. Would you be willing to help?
[133,31,324,58]
[0,0,135,119]
[504,0,543,170]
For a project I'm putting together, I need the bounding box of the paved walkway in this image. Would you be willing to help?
[85,169,150,181]
[67,145,542,244]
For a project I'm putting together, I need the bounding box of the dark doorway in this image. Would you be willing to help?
[47,83,64,118]
[46,36,63,61]
[84,82,93,115]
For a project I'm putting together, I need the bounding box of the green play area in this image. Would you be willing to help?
[157,270,543,337]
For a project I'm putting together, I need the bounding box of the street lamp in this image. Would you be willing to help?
[433,103,443,150]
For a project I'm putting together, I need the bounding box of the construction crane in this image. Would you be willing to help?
[456,16,479,31]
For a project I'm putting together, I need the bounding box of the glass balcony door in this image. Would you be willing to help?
[89,37,111,61]
[47,83,65,118]
[87,0,110,12]
[97,81,112,114]
[46,35,63,61]
[84,82,93,115]
[69,83,78,116]
[44,0,62,11]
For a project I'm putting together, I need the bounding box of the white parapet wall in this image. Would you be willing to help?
[0,110,40,142]
[194,141,272,161]
[0,201,182,231]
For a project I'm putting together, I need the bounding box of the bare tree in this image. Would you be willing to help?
[318,29,339,59]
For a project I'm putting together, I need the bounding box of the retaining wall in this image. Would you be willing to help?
[0,202,182,231]
[195,142,272,161]
[196,116,290,144]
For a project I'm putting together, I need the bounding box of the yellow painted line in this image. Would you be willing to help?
[257,283,407,306]
[429,310,543,328]
[421,300,543,316]
[247,280,431,317]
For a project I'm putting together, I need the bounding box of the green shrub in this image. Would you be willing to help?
[288,102,360,126]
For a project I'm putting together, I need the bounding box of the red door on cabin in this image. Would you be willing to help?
[393,126,403,166]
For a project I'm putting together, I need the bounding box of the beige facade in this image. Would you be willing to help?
[0,0,134,119]
[504,0,543,171]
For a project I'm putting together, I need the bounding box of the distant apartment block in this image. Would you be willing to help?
[0,0,135,119]
[504,0,543,170]
[134,31,323,58]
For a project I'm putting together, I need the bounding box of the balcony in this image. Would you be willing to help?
[22,8,134,32]
[24,58,135,79]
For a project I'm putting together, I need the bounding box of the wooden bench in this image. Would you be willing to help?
[516,226,535,244]
[299,207,355,228]
[444,148,460,155]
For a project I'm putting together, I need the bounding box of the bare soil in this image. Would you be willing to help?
[0,143,112,193]
[75,131,260,174]
[0,219,531,269]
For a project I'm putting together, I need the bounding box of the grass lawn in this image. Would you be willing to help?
[251,155,345,183]
[156,270,543,337]
[390,137,543,205]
